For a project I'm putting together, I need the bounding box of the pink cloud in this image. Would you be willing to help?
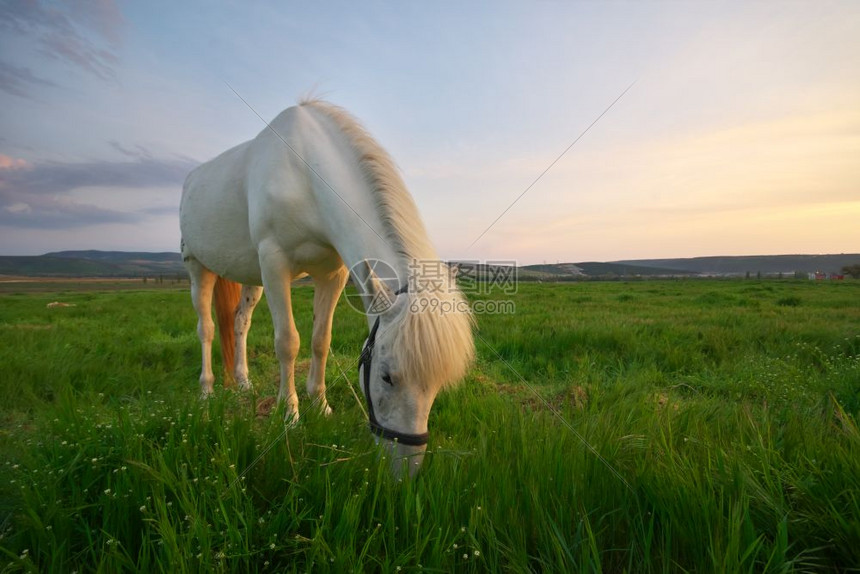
[0,154,30,171]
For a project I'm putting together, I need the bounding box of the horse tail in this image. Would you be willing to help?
[214,276,241,385]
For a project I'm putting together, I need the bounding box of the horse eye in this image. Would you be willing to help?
[381,373,393,386]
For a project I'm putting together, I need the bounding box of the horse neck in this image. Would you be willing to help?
[319,181,423,326]
[301,103,438,323]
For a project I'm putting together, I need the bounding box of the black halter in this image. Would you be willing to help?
[358,285,430,447]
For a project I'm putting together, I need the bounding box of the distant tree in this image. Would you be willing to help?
[756,271,761,280]
[842,264,860,279]
[745,271,750,279]
[778,272,783,280]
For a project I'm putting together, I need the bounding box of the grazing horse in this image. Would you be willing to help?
[179,100,474,473]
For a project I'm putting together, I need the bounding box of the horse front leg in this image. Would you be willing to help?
[259,246,301,422]
[233,284,263,391]
[307,266,349,416]
[186,258,218,396]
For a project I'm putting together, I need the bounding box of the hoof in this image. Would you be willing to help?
[199,377,215,398]
[278,393,300,427]
[322,404,333,417]
[284,410,300,428]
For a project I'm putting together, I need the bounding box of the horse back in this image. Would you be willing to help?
[180,104,355,283]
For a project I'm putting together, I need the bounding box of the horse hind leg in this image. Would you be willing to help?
[186,258,218,396]
[307,266,349,416]
[233,284,263,390]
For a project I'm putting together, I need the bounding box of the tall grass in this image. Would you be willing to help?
[1,280,858,571]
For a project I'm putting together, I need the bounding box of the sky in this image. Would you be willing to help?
[0,1,858,264]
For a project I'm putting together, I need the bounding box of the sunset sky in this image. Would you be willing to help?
[1,1,857,264]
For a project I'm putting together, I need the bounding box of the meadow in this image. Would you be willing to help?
[0,279,858,572]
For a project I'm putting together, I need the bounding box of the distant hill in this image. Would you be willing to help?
[1,251,857,280]
[612,254,860,276]
[0,251,185,278]
[522,261,696,278]
[476,254,859,281]
[45,250,180,263]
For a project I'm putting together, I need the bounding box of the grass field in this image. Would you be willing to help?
[1,279,858,572]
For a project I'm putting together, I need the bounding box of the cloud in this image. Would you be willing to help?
[72,0,124,48]
[109,140,153,161]
[0,151,198,195]
[0,150,198,229]
[0,194,140,228]
[0,61,58,99]
[0,0,123,83]
[0,153,30,170]
[38,30,118,81]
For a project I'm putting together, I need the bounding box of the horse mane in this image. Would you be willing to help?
[300,99,475,391]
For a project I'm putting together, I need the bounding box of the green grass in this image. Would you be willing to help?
[1,280,859,572]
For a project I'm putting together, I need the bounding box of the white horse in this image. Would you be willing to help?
[179,100,474,473]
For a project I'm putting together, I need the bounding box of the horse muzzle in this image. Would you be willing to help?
[376,436,427,478]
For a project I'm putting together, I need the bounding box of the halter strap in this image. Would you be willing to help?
[357,284,429,447]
